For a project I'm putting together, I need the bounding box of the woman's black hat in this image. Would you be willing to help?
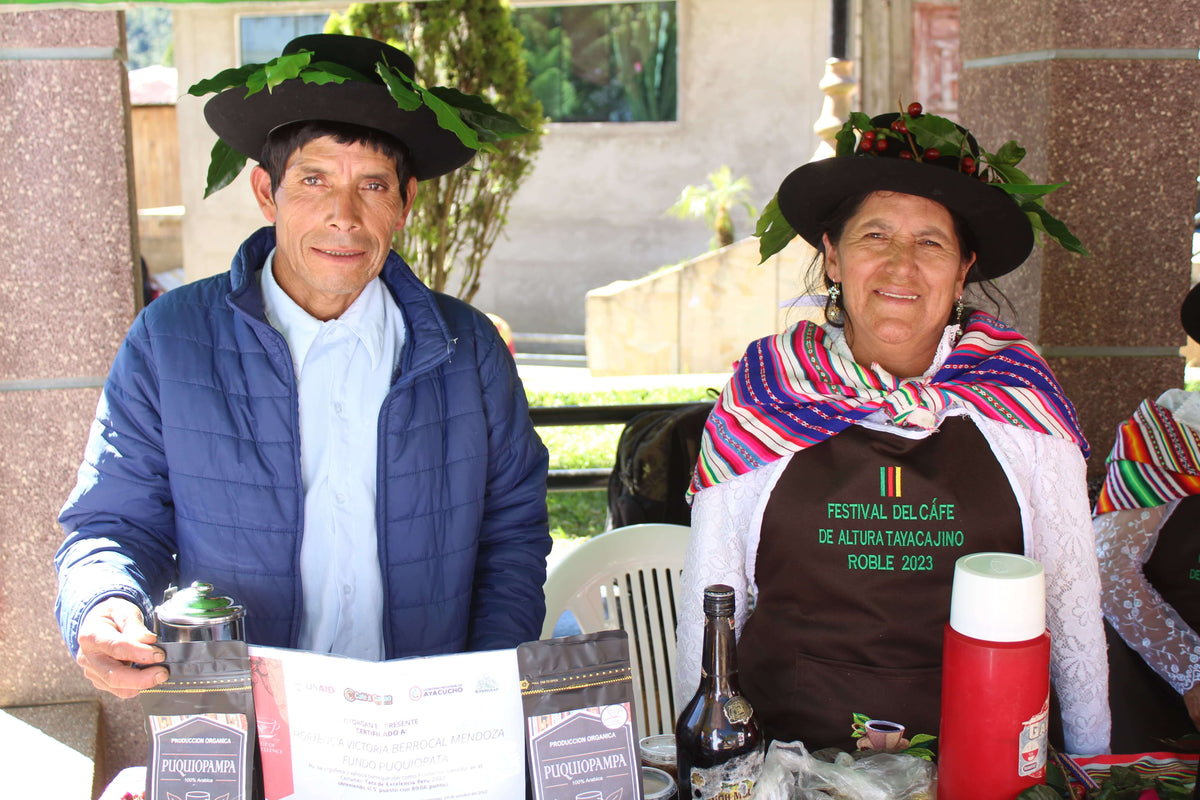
[203,34,475,181]
[1181,282,1200,342]
[776,112,1035,281]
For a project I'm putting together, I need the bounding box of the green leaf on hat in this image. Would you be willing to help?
[250,50,312,96]
[989,140,1027,167]
[415,82,490,152]
[304,61,372,84]
[985,159,1034,187]
[376,61,492,152]
[187,64,260,97]
[427,86,531,143]
[755,195,798,264]
[848,111,873,130]
[993,181,1071,201]
[1024,203,1089,256]
[835,121,858,157]
[203,138,247,199]
[375,61,423,111]
[906,114,969,156]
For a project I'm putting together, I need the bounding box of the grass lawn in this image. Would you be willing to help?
[525,379,723,541]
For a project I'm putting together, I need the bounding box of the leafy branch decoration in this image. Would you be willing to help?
[756,105,1088,264]
[187,49,531,197]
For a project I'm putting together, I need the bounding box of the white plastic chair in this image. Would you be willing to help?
[541,522,691,740]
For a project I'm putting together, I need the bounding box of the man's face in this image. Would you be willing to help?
[251,136,418,320]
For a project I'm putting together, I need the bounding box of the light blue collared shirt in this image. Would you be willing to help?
[260,250,405,660]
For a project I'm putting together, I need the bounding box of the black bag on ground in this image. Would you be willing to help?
[607,399,715,528]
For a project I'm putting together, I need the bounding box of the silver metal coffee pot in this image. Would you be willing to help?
[153,581,245,643]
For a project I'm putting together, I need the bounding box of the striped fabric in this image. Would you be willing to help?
[1094,398,1200,513]
[1070,751,1199,789]
[689,311,1089,495]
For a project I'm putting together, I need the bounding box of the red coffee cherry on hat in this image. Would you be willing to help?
[907,102,923,117]
[890,118,908,134]
[923,147,940,161]
[899,150,914,160]
[961,156,977,174]
[874,137,888,153]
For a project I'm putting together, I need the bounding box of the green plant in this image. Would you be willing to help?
[328,0,546,302]
[611,2,677,122]
[514,11,579,120]
[666,166,757,250]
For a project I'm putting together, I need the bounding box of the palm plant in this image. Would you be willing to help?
[666,165,757,250]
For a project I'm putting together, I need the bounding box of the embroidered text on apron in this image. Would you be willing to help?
[737,417,1024,751]
[1107,495,1200,751]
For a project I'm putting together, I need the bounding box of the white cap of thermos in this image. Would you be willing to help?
[948,553,1046,642]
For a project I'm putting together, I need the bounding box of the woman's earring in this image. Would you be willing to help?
[954,296,965,326]
[827,283,843,324]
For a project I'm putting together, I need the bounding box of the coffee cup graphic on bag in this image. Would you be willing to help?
[864,719,905,750]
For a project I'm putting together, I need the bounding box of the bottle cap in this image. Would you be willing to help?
[703,584,735,618]
[948,553,1045,642]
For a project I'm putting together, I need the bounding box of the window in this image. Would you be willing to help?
[239,14,330,65]
[513,1,677,123]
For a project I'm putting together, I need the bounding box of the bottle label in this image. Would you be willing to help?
[1017,697,1050,778]
[688,748,764,800]
[723,696,754,725]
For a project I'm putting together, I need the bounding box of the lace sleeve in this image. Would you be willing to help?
[1095,503,1200,694]
[976,416,1111,755]
[674,465,775,711]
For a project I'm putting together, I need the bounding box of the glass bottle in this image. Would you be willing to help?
[674,584,764,800]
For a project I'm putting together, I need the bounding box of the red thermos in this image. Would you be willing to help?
[939,553,1051,800]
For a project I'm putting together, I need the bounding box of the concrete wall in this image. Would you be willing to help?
[585,235,823,375]
[173,0,830,335]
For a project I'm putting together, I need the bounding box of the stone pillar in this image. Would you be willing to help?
[811,57,857,161]
[0,7,145,792]
[959,1,1200,477]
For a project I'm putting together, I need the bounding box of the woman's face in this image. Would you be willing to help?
[824,191,976,378]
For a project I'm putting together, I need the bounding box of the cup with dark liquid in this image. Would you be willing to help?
[864,719,905,750]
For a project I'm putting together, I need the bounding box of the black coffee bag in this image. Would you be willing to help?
[140,640,257,800]
[518,631,642,800]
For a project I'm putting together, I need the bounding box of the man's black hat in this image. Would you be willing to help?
[203,34,474,180]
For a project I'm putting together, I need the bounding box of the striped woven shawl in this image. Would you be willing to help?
[689,311,1089,495]
[1094,398,1200,513]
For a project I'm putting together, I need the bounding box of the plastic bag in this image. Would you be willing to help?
[754,740,936,800]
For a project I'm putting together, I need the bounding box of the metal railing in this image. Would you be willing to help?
[529,402,698,493]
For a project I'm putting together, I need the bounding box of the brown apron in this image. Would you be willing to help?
[737,417,1023,751]
[1107,495,1200,752]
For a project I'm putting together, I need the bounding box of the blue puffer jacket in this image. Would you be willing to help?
[56,227,551,659]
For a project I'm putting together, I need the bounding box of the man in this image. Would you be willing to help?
[55,34,551,698]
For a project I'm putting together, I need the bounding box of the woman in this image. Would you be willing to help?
[1093,283,1200,752]
[674,107,1110,757]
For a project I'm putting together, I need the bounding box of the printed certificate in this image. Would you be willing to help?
[248,646,524,800]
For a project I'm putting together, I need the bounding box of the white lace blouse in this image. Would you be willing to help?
[1093,388,1200,697]
[674,325,1112,756]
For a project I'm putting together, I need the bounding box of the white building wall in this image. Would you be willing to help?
[174,0,829,335]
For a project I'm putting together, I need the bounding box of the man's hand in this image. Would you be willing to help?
[75,597,167,698]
